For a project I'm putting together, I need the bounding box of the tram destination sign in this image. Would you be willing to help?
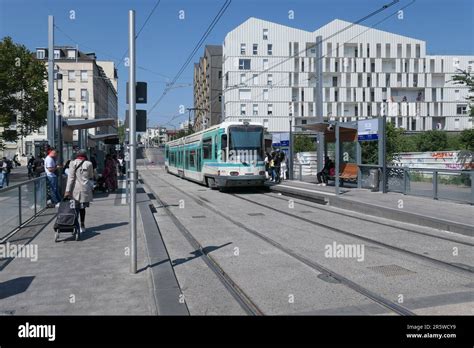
[357,119,379,141]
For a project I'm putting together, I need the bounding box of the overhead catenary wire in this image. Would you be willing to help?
[147,0,232,115]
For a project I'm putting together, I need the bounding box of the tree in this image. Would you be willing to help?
[415,130,448,152]
[452,69,474,117]
[294,134,314,153]
[118,123,125,143]
[459,128,474,151]
[0,37,48,148]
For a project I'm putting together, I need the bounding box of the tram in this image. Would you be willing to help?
[165,121,266,190]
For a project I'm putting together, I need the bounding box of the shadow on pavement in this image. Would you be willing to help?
[171,242,232,267]
[91,222,128,232]
[0,276,35,300]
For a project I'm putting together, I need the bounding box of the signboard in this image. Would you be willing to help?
[125,110,147,132]
[357,119,379,141]
[272,132,290,147]
[126,82,147,104]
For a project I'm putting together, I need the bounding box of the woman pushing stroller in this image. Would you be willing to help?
[64,150,94,234]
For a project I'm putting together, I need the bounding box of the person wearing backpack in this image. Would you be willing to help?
[64,150,94,233]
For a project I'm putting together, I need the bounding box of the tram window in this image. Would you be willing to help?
[221,134,227,149]
[189,150,196,167]
[203,138,212,159]
[214,135,218,159]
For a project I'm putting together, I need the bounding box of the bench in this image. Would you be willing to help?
[328,163,358,186]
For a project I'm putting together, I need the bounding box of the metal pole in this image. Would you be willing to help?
[315,35,324,173]
[18,186,22,226]
[382,116,387,193]
[128,10,137,274]
[47,15,55,148]
[356,140,362,188]
[335,124,340,195]
[289,117,293,180]
[470,170,474,205]
[433,170,438,200]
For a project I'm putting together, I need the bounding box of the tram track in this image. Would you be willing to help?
[141,175,264,316]
[143,169,416,316]
[259,190,474,247]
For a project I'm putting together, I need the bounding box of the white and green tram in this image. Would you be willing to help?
[165,121,266,190]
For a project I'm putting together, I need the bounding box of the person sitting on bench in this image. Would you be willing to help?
[317,156,334,186]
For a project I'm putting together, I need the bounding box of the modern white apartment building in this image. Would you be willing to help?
[222,17,473,134]
[20,46,118,157]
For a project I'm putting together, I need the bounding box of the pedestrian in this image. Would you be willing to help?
[1,157,12,187]
[269,152,276,182]
[27,155,35,179]
[64,149,94,234]
[103,154,118,192]
[274,150,282,183]
[33,154,45,178]
[264,152,271,179]
[44,149,61,206]
[317,156,334,186]
[280,152,287,181]
[0,157,6,189]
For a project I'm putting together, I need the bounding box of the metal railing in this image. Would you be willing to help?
[0,176,48,240]
[358,164,473,204]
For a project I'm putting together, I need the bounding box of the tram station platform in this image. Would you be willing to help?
[0,181,186,315]
[267,180,474,237]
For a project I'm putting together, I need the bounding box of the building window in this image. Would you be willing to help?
[240,104,246,116]
[263,89,269,100]
[263,119,269,128]
[80,89,87,101]
[252,74,258,85]
[456,104,467,115]
[238,59,251,70]
[218,70,222,78]
[54,49,60,59]
[81,105,88,117]
[36,49,45,59]
[267,104,273,116]
[68,104,75,116]
[240,73,246,84]
[239,89,251,100]
[68,88,75,100]
[68,70,76,81]
[240,43,246,55]
[267,44,273,55]
[253,44,258,55]
[253,104,258,116]
[267,74,273,86]
[263,59,269,70]
[81,70,88,81]
[67,49,76,59]
[263,29,268,40]
[454,118,460,130]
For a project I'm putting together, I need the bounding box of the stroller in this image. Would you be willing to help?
[54,199,80,242]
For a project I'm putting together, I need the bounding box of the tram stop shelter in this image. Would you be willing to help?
[299,118,387,195]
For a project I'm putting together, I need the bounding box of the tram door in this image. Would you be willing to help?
[196,149,202,172]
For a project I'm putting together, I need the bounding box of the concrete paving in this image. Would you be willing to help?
[269,180,474,236]
[0,190,156,315]
[139,149,473,316]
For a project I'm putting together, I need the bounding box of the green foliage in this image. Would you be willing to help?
[294,134,314,153]
[452,69,474,117]
[414,130,448,152]
[0,37,48,147]
[118,123,125,143]
[459,128,474,151]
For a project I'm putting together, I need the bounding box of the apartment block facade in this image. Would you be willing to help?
[222,18,473,133]
[193,45,223,131]
[20,46,118,157]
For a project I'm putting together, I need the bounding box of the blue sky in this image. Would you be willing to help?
[1,0,473,128]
